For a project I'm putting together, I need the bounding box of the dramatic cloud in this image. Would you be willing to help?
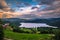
[36,0,55,5]
[0,0,11,11]
[0,0,60,19]
[0,0,15,12]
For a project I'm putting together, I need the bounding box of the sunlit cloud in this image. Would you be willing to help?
[0,0,60,19]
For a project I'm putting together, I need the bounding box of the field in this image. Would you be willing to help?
[4,30,53,40]
[0,18,60,40]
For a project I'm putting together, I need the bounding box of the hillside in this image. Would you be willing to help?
[4,30,53,40]
[1,18,60,27]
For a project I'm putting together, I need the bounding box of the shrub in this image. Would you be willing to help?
[13,27,33,33]
[0,19,4,40]
[53,29,60,40]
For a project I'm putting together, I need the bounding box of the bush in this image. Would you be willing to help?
[13,27,33,33]
[53,29,60,40]
[31,28,38,34]
[37,27,53,34]
[0,22,4,40]
[13,26,20,32]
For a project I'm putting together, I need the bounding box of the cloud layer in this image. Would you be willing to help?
[0,0,60,19]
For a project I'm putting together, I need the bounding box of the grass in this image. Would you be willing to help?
[4,29,53,40]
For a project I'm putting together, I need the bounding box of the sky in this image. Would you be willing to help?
[0,0,60,19]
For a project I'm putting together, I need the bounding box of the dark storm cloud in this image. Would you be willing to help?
[0,0,9,11]
[43,1,60,11]
[36,0,55,5]
[42,0,60,14]
[31,6,38,9]
[0,0,14,12]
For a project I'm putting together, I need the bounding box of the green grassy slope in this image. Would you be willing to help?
[4,30,53,40]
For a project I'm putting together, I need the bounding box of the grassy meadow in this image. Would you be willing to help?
[4,29,53,40]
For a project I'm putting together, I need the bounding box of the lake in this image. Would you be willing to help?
[19,23,58,28]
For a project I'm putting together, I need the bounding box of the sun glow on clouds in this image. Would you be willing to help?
[14,5,41,14]
[0,4,48,18]
[0,5,40,17]
[1,0,60,19]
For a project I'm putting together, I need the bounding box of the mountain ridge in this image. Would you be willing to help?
[1,18,60,27]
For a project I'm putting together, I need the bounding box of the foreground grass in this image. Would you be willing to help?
[4,30,53,40]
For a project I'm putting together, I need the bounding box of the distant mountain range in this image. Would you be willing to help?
[1,18,60,27]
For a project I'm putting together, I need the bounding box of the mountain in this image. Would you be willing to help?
[26,18,60,27]
[1,18,60,27]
